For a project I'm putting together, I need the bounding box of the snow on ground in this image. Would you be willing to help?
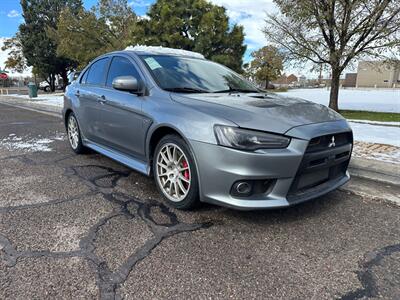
[361,150,400,164]
[348,119,400,126]
[349,122,400,147]
[352,142,400,164]
[8,93,64,107]
[280,88,400,113]
[0,133,65,152]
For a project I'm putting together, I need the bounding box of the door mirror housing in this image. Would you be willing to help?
[112,76,143,94]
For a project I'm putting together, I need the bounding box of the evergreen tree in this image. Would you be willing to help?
[139,0,246,72]
[53,0,137,69]
[19,0,83,90]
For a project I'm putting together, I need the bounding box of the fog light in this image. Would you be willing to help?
[231,181,253,197]
[230,179,276,198]
[236,182,251,194]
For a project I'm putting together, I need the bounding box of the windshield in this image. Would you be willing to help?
[139,55,259,93]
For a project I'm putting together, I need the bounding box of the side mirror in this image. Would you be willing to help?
[112,76,141,93]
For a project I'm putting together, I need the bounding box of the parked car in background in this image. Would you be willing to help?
[38,80,63,92]
[63,46,353,210]
[38,81,51,92]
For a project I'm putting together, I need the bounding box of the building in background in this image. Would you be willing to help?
[286,74,298,84]
[343,73,357,87]
[356,61,400,88]
[272,73,298,87]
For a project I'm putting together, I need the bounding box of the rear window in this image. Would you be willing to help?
[86,58,109,85]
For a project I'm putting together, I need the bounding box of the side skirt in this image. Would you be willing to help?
[83,139,151,176]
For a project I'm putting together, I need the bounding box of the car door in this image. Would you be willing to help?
[77,57,110,142]
[97,55,148,159]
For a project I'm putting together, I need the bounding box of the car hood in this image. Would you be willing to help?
[171,92,344,135]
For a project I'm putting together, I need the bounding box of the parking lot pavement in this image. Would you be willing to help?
[0,103,399,300]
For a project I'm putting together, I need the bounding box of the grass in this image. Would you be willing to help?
[339,110,400,122]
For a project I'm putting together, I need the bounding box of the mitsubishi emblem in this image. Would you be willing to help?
[328,136,336,148]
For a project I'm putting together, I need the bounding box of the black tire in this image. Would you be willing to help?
[153,134,200,210]
[66,112,86,154]
[44,86,50,92]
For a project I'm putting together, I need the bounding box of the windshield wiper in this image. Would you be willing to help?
[213,88,259,93]
[164,87,210,93]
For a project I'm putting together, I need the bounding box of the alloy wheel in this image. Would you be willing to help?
[68,115,79,150]
[156,143,191,202]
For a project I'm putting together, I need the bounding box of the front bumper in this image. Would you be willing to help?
[189,122,352,210]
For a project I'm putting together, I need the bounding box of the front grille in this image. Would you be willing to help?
[307,132,352,153]
[288,131,353,200]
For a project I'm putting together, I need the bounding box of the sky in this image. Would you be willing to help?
[0,0,276,59]
[1,0,325,77]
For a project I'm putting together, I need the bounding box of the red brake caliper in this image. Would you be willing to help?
[182,160,190,188]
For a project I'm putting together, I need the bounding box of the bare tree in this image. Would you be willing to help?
[264,0,400,111]
[1,35,27,73]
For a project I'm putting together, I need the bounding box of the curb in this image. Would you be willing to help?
[349,157,400,186]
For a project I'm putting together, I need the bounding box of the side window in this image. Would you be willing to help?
[106,56,141,87]
[86,58,109,86]
[80,68,89,84]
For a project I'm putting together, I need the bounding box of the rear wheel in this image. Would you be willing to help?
[67,112,86,154]
[153,135,199,210]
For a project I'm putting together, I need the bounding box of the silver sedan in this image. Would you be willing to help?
[63,46,352,210]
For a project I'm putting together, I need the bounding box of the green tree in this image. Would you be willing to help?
[19,0,82,91]
[264,0,400,111]
[52,0,138,69]
[249,46,285,89]
[138,0,246,72]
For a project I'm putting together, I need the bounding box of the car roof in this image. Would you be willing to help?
[123,45,205,59]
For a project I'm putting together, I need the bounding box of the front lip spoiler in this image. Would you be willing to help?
[204,173,350,211]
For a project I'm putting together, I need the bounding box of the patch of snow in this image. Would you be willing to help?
[7,93,64,108]
[53,132,66,141]
[0,135,57,152]
[349,122,400,147]
[348,119,400,126]
[353,143,400,165]
[125,45,205,59]
[367,151,400,164]
[279,88,400,113]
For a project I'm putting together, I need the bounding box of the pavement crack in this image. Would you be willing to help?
[340,243,400,300]
[0,233,18,267]
[0,151,214,299]
[76,188,213,300]
[0,233,85,267]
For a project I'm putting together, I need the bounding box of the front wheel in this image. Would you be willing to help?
[67,112,86,154]
[153,135,200,210]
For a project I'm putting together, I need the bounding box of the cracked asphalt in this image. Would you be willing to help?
[0,103,399,300]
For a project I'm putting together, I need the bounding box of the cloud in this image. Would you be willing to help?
[210,0,278,56]
[7,9,20,18]
[128,0,152,7]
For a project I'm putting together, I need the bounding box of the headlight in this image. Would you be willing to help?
[214,125,290,150]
